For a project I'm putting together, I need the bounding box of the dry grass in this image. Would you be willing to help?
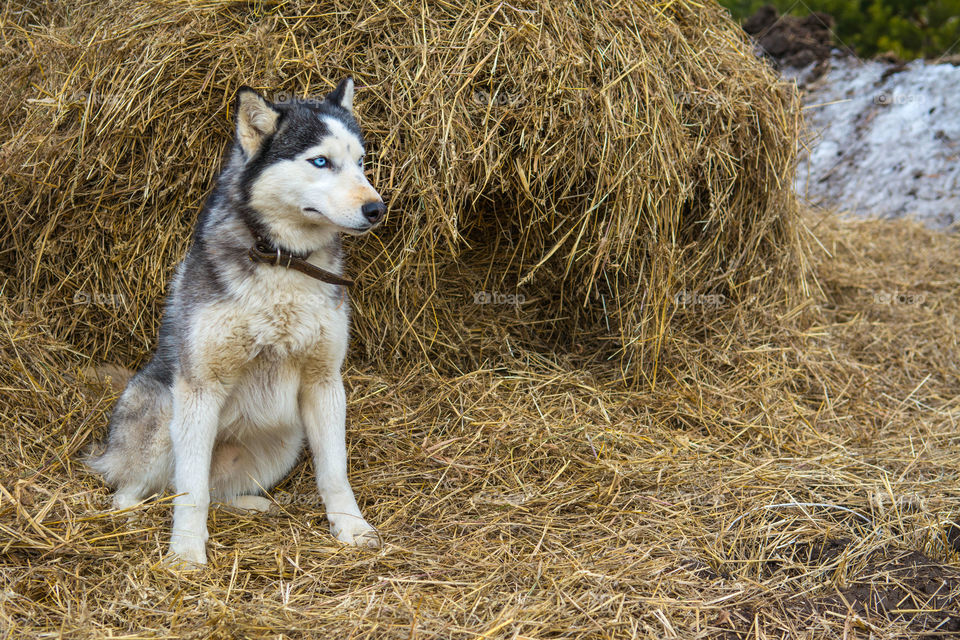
[3,213,960,638]
[2,0,960,638]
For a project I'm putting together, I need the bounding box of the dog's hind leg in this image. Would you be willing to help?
[86,372,174,510]
[221,495,273,512]
[208,427,303,513]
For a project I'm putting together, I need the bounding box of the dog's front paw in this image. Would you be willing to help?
[166,537,208,567]
[330,517,381,548]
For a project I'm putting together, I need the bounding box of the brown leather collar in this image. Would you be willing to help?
[248,240,354,287]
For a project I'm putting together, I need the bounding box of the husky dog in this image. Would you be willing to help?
[88,78,385,565]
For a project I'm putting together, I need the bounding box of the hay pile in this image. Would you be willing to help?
[0,0,802,375]
[3,0,960,638]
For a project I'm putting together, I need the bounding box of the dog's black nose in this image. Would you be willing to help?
[361,201,386,224]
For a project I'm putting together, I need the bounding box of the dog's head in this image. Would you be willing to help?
[234,78,385,235]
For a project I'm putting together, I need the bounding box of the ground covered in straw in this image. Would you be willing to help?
[3,213,960,638]
[2,0,960,637]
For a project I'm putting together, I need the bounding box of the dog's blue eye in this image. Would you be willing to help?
[308,156,329,169]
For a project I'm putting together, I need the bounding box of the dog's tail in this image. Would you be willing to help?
[80,363,134,394]
[79,364,132,474]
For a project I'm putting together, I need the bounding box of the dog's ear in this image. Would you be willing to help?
[324,77,354,112]
[235,87,280,157]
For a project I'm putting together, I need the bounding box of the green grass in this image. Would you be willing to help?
[719,0,960,60]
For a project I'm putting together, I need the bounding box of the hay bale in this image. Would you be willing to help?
[0,0,802,377]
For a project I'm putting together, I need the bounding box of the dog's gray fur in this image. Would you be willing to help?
[88,78,384,564]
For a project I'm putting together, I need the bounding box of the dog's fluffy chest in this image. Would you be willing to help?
[243,269,349,357]
[189,266,350,384]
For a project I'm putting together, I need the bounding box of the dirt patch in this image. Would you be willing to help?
[714,542,960,637]
[743,5,840,68]
[821,549,960,634]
